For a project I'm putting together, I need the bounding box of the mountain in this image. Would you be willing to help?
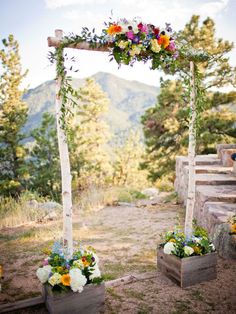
[23,72,159,137]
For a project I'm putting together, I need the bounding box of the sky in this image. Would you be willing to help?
[1,0,236,89]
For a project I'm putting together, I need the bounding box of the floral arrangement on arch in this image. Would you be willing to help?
[104,17,178,70]
[160,224,215,258]
[36,243,102,293]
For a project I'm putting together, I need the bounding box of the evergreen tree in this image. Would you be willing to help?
[0,35,28,196]
[112,131,148,188]
[141,16,236,182]
[70,78,112,189]
[29,112,61,200]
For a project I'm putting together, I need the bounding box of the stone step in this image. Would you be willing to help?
[190,165,233,174]
[195,173,236,186]
[194,185,236,223]
[180,154,221,166]
[202,202,236,259]
[175,155,222,202]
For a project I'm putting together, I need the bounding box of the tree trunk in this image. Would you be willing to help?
[55,30,73,257]
[184,61,196,238]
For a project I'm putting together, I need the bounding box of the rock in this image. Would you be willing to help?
[25,199,38,209]
[38,201,62,221]
[141,188,159,199]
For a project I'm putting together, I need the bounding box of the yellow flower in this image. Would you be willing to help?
[129,45,142,57]
[193,246,201,255]
[61,274,71,286]
[42,248,51,255]
[150,39,161,53]
[118,40,128,49]
[231,223,236,234]
[169,239,176,243]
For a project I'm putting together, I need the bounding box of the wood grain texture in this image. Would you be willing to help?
[43,283,105,314]
[157,249,217,288]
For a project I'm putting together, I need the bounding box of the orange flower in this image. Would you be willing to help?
[231,223,236,234]
[107,24,122,35]
[61,274,71,286]
[158,35,170,49]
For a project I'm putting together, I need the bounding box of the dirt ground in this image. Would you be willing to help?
[0,197,236,313]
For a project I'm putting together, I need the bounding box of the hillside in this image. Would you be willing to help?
[23,72,159,137]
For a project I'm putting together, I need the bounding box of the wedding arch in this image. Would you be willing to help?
[47,19,209,257]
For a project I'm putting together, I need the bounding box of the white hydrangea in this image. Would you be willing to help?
[184,246,194,256]
[36,265,52,284]
[163,242,176,255]
[69,268,87,293]
[48,272,62,286]
[89,264,101,281]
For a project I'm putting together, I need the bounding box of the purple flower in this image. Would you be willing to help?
[165,23,172,32]
[133,36,140,44]
[91,257,95,262]
[66,264,70,269]
[126,31,134,40]
[173,51,179,59]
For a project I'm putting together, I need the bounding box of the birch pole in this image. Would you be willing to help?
[54,29,73,257]
[184,61,196,238]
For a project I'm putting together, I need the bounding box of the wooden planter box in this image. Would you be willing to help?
[157,249,217,288]
[42,283,105,314]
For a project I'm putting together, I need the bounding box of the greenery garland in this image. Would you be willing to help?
[48,22,211,134]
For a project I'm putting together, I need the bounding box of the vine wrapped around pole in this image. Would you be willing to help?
[54,29,73,257]
[184,60,196,238]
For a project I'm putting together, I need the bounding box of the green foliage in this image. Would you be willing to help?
[29,112,61,201]
[0,35,29,197]
[69,78,112,190]
[112,131,148,188]
[141,16,236,182]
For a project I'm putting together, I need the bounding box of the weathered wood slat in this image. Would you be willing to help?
[43,283,105,314]
[0,296,44,313]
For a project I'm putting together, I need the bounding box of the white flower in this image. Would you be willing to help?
[184,246,194,256]
[89,264,101,280]
[163,242,176,255]
[36,265,52,284]
[209,243,215,251]
[193,236,201,243]
[48,272,62,286]
[69,268,87,293]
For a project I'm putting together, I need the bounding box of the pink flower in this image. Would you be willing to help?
[167,41,176,51]
[138,23,148,34]
[43,259,49,266]
[126,31,134,40]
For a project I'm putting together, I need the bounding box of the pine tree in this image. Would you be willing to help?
[0,35,28,197]
[141,16,236,182]
[70,78,112,189]
[29,112,61,200]
[112,131,148,188]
